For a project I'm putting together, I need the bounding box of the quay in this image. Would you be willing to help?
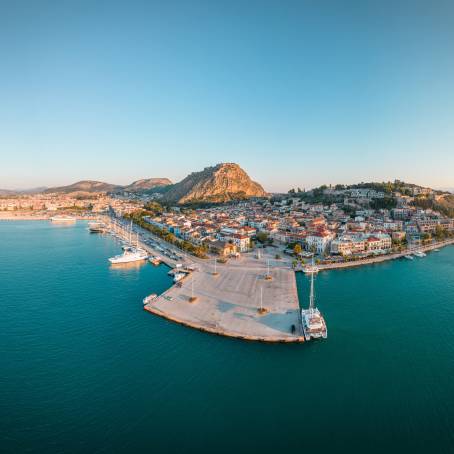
[107,216,454,343]
[107,216,305,343]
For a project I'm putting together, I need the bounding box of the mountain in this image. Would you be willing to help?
[163,163,267,204]
[45,180,121,194]
[0,187,48,196]
[45,178,172,194]
[122,178,172,192]
[0,189,17,196]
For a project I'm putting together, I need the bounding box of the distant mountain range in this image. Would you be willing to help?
[0,187,48,196]
[17,163,267,204]
[44,178,172,194]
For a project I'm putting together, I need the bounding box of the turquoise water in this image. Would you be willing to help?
[1,221,454,453]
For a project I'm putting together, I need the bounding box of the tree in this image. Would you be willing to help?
[256,232,269,243]
[293,243,302,255]
[434,225,447,240]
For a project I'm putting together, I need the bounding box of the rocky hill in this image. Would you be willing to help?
[45,180,121,194]
[45,178,172,194]
[163,163,267,204]
[123,178,172,192]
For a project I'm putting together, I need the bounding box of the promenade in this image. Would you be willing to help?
[318,239,454,271]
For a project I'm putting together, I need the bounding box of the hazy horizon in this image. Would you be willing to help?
[1,1,454,192]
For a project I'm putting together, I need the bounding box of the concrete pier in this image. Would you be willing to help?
[145,252,304,342]
[107,218,305,342]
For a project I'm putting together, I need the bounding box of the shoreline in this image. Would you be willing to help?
[144,304,305,343]
[0,214,96,221]
[317,239,454,271]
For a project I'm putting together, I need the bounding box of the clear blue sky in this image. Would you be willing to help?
[1,0,454,192]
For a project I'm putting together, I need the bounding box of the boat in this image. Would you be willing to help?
[173,272,185,283]
[88,221,106,233]
[109,247,148,264]
[434,248,440,252]
[404,255,414,260]
[143,294,158,305]
[303,257,319,274]
[108,221,148,264]
[413,251,426,258]
[149,256,162,265]
[50,215,76,223]
[301,270,327,341]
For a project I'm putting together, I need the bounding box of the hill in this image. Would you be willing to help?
[122,178,172,192]
[45,178,172,195]
[163,163,267,204]
[45,180,121,194]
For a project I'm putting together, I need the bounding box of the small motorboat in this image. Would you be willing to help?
[143,294,158,305]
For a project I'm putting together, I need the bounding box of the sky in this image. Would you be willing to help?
[1,0,454,192]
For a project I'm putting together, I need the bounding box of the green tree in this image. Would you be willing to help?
[256,232,269,243]
[293,243,302,255]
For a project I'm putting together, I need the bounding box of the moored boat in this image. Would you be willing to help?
[173,272,185,283]
[88,221,106,233]
[301,270,327,341]
[50,215,76,223]
[143,294,158,305]
[149,256,162,265]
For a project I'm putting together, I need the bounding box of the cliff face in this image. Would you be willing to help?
[164,163,267,204]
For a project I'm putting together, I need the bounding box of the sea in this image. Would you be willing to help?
[1,220,454,453]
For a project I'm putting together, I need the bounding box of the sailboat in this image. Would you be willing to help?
[109,221,148,264]
[301,271,327,341]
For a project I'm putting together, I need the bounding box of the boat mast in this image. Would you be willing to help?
[309,270,315,311]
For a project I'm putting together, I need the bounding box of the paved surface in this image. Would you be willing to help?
[148,252,304,342]
[108,216,304,342]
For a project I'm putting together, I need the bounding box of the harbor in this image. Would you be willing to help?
[3,208,454,453]
[101,215,453,343]
[103,216,305,342]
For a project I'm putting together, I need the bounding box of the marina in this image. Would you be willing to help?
[101,216,305,342]
[99,215,454,343]
[2,220,454,453]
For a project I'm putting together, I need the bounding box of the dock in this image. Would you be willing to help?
[106,216,304,342]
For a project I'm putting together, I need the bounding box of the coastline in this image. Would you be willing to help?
[317,239,454,271]
[0,213,96,221]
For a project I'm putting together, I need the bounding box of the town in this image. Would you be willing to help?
[2,181,454,267]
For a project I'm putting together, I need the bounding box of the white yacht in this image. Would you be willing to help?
[109,221,148,264]
[173,272,185,283]
[413,251,426,258]
[143,294,158,305]
[88,221,106,233]
[301,271,327,341]
[109,247,148,264]
[404,255,414,260]
[50,215,76,223]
